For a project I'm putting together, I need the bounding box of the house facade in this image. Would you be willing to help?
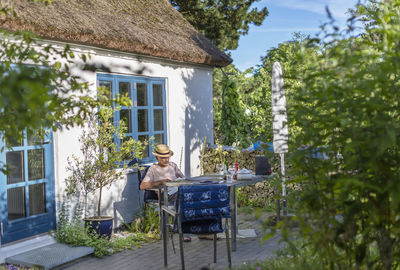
[0,0,231,257]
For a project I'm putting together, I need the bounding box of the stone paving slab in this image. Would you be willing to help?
[54,212,284,270]
[6,243,94,270]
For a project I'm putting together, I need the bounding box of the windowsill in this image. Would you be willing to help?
[125,161,155,174]
[140,161,155,166]
[125,167,138,174]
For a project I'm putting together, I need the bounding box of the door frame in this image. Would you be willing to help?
[0,131,56,245]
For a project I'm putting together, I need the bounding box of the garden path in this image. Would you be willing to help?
[54,210,285,270]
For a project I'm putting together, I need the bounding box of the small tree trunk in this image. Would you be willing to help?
[84,192,88,218]
[97,185,103,217]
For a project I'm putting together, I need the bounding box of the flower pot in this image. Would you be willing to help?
[83,216,113,239]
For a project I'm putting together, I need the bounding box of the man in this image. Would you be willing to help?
[139,144,191,241]
[140,144,183,193]
[140,144,216,241]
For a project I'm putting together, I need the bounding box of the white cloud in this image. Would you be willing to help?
[253,27,320,33]
[262,0,359,19]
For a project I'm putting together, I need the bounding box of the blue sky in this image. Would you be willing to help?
[230,0,360,71]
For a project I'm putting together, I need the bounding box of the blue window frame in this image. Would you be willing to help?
[97,73,167,162]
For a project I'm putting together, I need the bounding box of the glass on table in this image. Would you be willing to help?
[216,163,225,176]
[227,165,235,183]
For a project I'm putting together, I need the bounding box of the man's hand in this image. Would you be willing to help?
[140,179,171,190]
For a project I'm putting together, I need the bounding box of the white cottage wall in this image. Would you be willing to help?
[51,42,214,226]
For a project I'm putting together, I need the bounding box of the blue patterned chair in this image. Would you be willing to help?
[162,184,232,270]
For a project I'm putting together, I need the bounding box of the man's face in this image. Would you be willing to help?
[156,156,170,167]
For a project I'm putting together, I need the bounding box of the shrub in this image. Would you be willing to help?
[288,1,400,268]
[125,205,160,239]
[54,197,148,257]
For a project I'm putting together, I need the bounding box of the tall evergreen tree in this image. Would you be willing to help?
[170,0,268,51]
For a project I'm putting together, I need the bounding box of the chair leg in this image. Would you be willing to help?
[158,193,163,240]
[213,233,217,263]
[163,210,168,268]
[225,219,232,268]
[177,216,185,270]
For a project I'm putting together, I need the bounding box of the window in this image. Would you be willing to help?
[97,74,167,162]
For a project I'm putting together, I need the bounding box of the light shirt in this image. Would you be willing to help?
[142,161,184,195]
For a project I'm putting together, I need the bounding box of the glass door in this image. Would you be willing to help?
[0,131,55,244]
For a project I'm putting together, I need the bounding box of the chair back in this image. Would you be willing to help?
[138,165,159,201]
[176,185,230,234]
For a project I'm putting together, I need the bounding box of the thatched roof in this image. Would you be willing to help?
[0,0,232,67]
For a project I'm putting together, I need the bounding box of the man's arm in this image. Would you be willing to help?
[140,179,171,190]
[171,162,184,178]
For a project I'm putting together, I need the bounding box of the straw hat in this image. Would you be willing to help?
[153,144,174,157]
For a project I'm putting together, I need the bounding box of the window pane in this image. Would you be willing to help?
[119,81,130,99]
[7,187,26,220]
[154,134,164,145]
[138,135,149,158]
[29,183,46,216]
[137,83,147,106]
[99,81,112,99]
[153,109,164,131]
[153,84,163,106]
[27,130,43,145]
[6,151,24,184]
[28,149,45,181]
[120,109,132,133]
[138,109,148,132]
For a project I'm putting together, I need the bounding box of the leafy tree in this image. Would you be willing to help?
[288,1,400,268]
[213,34,311,147]
[215,69,250,147]
[170,0,268,51]
[247,33,312,143]
[171,0,268,146]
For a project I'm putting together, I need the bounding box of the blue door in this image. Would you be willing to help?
[0,131,55,244]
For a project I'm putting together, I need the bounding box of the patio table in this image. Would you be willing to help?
[161,174,270,251]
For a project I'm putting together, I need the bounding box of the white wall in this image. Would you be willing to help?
[52,42,215,225]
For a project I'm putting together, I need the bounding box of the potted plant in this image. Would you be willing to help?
[65,89,145,238]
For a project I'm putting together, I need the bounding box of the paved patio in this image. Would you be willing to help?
[53,211,285,270]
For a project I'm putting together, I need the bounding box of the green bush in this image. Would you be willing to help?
[54,198,148,257]
[287,1,400,268]
[54,199,112,257]
[124,205,160,239]
[233,238,387,270]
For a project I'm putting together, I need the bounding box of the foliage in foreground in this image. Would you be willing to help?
[287,1,400,269]
[232,240,332,270]
[0,4,95,159]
